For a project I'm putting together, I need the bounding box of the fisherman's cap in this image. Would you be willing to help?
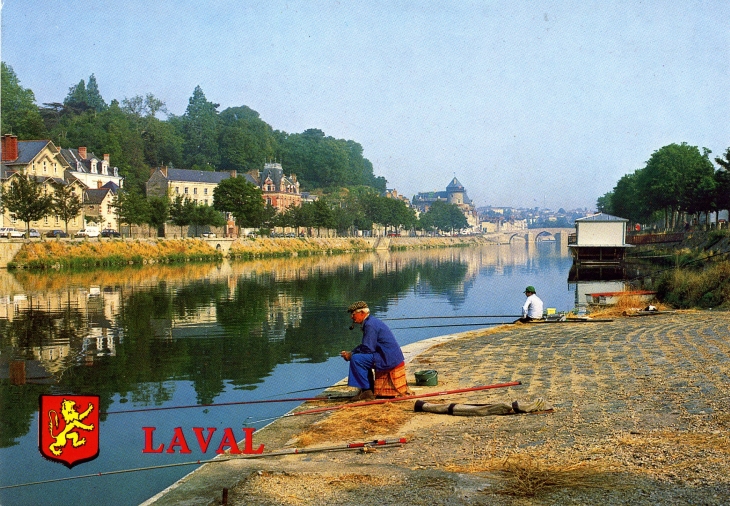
[524,286,536,294]
[347,301,369,313]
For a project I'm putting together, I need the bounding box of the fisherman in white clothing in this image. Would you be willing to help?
[519,285,543,323]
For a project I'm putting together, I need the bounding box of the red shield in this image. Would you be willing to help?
[39,395,100,468]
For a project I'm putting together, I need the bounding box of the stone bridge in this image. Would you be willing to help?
[201,237,236,255]
[483,227,572,245]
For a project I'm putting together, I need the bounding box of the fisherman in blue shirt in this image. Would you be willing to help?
[340,301,405,401]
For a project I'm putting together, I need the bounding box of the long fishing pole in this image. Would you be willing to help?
[0,439,407,490]
[102,393,351,415]
[290,381,522,417]
[382,314,521,321]
[390,322,511,330]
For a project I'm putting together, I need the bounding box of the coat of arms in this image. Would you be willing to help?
[39,395,100,468]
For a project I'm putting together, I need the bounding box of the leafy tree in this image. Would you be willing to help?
[147,196,170,237]
[637,143,714,228]
[212,177,264,230]
[114,189,150,234]
[312,199,336,235]
[0,175,53,235]
[1,62,46,138]
[611,172,646,224]
[424,201,468,233]
[218,106,278,172]
[85,74,107,112]
[596,192,613,214]
[190,203,226,236]
[714,168,730,218]
[51,182,83,235]
[169,195,195,236]
[181,86,219,169]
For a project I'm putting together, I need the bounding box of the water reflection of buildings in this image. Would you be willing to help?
[0,286,122,378]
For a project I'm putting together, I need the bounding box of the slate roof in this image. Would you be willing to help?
[446,177,464,191]
[161,168,232,184]
[576,213,628,222]
[4,140,52,166]
[85,188,113,205]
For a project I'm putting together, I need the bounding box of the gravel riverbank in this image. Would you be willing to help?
[145,310,730,506]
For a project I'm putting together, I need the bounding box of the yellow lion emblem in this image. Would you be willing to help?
[48,399,95,456]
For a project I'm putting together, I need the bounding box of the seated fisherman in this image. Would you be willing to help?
[340,301,405,401]
[518,285,544,323]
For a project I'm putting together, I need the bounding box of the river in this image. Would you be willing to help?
[0,240,613,505]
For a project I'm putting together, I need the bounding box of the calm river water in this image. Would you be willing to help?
[0,240,615,505]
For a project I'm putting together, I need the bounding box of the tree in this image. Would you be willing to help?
[424,201,468,233]
[169,195,195,237]
[637,143,715,229]
[212,177,264,230]
[51,182,83,235]
[85,74,108,112]
[181,86,220,169]
[114,189,150,235]
[189,203,226,236]
[596,192,613,214]
[147,196,170,237]
[0,175,53,235]
[1,62,46,138]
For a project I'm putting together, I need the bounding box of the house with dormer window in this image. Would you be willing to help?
[246,162,302,211]
[59,146,123,190]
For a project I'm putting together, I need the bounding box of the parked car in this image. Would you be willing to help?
[247,232,257,239]
[387,232,401,237]
[101,228,121,238]
[28,228,40,238]
[45,229,69,238]
[75,227,100,238]
[201,232,217,238]
[0,227,24,238]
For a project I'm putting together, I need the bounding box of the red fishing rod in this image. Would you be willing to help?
[291,381,522,417]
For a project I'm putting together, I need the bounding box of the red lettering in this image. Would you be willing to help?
[192,427,217,453]
[241,427,264,454]
[142,427,163,453]
[166,427,192,454]
[215,428,241,454]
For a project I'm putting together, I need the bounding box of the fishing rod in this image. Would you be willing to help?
[102,393,352,415]
[290,381,522,417]
[390,322,511,330]
[0,439,407,490]
[382,314,521,321]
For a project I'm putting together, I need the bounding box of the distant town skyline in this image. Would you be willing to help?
[2,1,728,210]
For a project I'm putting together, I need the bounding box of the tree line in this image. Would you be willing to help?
[0,63,470,236]
[0,63,386,194]
[597,142,730,229]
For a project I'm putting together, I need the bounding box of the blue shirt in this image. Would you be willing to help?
[352,316,404,371]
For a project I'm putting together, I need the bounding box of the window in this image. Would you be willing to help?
[44,216,49,225]
[175,187,180,194]
[204,188,208,195]
[193,188,197,195]
[184,187,188,194]
[55,216,59,224]
[43,161,47,173]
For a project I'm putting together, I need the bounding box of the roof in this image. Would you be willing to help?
[160,168,232,184]
[446,177,464,191]
[5,140,52,165]
[575,213,628,222]
[85,188,113,204]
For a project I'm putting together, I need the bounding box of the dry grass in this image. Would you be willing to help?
[293,402,414,446]
[444,453,624,497]
[583,294,671,318]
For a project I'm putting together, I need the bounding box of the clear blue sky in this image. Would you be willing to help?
[2,1,728,210]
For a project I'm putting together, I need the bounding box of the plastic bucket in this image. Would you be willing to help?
[414,369,438,386]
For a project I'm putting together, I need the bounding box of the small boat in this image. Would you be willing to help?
[586,290,656,306]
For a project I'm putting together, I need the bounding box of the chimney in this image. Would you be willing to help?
[229,170,237,179]
[103,154,110,163]
[160,166,168,178]
[1,134,19,162]
[78,147,87,159]
[97,180,102,189]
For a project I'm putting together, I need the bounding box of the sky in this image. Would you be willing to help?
[1,1,728,211]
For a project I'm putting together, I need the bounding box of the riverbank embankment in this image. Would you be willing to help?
[4,235,499,269]
[145,310,730,506]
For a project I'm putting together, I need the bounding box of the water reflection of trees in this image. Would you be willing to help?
[0,251,478,445]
